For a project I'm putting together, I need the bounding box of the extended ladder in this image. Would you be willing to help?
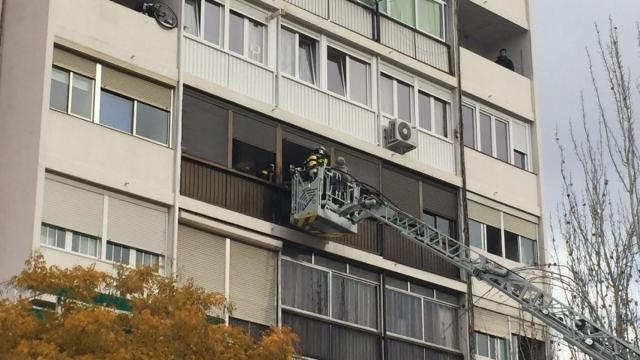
[290,166,640,360]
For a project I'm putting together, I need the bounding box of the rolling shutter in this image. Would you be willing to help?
[101,66,172,110]
[229,240,277,325]
[42,178,104,237]
[177,225,226,294]
[107,197,167,254]
[422,180,457,219]
[475,307,510,338]
[52,47,96,78]
[468,201,501,228]
[503,214,538,240]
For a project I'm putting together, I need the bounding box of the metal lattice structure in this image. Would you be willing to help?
[290,166,640,360]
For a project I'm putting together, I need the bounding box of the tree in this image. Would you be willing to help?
[0,254,298,359]
[552,20,640,359]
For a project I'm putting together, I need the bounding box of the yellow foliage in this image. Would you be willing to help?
[2,254,298,359]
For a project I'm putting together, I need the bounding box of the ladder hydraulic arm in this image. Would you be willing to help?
[290,166,640,360]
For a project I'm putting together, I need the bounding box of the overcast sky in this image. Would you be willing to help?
[532,0,640,227]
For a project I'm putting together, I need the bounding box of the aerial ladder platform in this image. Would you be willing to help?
[290,165,640,360]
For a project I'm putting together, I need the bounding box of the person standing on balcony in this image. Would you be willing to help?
[495,48,515,71]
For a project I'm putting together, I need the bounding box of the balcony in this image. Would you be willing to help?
[49,0,179,80]
[467,0,529,30]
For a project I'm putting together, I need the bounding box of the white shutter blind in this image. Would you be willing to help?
[177,225,226,294]
[229,240,277,325]
[468,201,501,229]
[503,214,538,240]
[475,308,510,338]
[107,197,167,254]
[511,122,529,153]
[42,178,104,237]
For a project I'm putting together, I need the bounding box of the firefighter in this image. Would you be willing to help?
[305,146,329,179]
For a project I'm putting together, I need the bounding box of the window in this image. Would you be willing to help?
[380,74,413,122]
[514,150,527,170]
[512,335,545,360]
[468,219,483,249]
[184,0,200,36]
[462,104,475,147]
[71,233,100,257]
[327,47,370,106]
[100,90,134,133]
[423,212,454,237]
[520,237,537,265]
[418,92,449,138]
[511,121,530,170]
[380,0,446,39]
[40,224,66,249]
[282,131,321,182]
[476,332,509,360]
[479,112,493,156]
[136,102,169,144]
[280,27,318,85]
[386,0,415,27]
[49,67,94,119]
[182,91,229,165]
[229,11,267,65]
[495,120,509,162]
[106,241,131,265]
[485,224,502,257]
[505,230,519,262]
[136,250,160,269]
[232,114,276,179]
[203,1,222,45]
[504,231,537,265]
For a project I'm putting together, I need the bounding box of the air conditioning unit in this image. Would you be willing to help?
[385,119,416,154]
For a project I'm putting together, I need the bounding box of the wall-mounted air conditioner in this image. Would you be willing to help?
[384,119,417,154]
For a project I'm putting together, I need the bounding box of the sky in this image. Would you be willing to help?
[531,0,640,231]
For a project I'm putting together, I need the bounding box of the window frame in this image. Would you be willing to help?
[475,332,509,360]
[417,90,450,140]
[279,24,320,86]
[200,0,225,47]
[326,42,372,108]
[49,66,95,122]
[227,9,268,66]
[468,216,539,265]
[380,72,414,123]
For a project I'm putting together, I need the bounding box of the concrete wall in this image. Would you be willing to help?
[0,0,51,281]
[469,0,529,30]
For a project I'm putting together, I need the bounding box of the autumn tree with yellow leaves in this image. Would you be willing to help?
[0,255,297,359]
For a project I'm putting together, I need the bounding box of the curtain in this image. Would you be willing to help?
[331,274,378,329]
[424,300,459,349]
[417,0,443,38]
[184,0,200,37]
[389,0,415,27]
[298,35,317,84]
[385,289,422,339]
[281,260,329,315]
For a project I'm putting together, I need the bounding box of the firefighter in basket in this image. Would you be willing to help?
[305,146,330,180]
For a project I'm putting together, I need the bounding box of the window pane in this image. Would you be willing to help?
[499,338,509,360]
[232,114,276,179]
[70,74,93,118]
[280,27,296,76]
[385,289,422,339]
[181,92,228,165]
[203,0,222,45]
[299,34,317,84]
[505,230,520,262]
[315,255,347,273]
[40,224,66,249]
[418,92,431,131]
[327,47,346,96]
[72,233,98,257]
[490,336,497,358]
[380,74,394,116]
[282,132,319,182]
[514,150,527,170]
[495,120,509,161]
[436,216,451,236]
[100,90,133,133]
[397,80,412,122]
[434,98,447,137]
[423,212,436,228]
[184,0,200,36]
[389,0,415,27]
[417,0,443,38]
[424,300,458,349]
[410,283,434,298]
[229,12,244,55]
[486,225,502,256]
[477,333,490,357]
[50,67,69,111]
[349,265,379,282]
[136,102,169,144]
[248,19,266,64]
[282,260,329,315]
[520,237,537,265]
[331,274,378,328]
[385,276,408,291]
[479,112,493,156]
[348,57,369,105]
[468,219,483,249]
[462,105,475,147]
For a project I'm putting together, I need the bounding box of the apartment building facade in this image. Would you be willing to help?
[0,0,547,359]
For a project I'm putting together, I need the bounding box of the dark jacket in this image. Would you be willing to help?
[496,55,515,71]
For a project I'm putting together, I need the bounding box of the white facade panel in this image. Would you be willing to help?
[329,0,372,38]
[415,131,455,173]
[284,0,329,18]
[228,55,274,105]
[380,17,416,58]
[280,77,329,127]
[415,33,449,73]
[184,37,228,87]
[328,97,377,144]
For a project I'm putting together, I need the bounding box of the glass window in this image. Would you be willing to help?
[486,225,502,257]
[433,98,447,137]
[462,104,475,148]
[248,19,266,64]
[514,150,527,170]
[410,283,434,298]
[280,27,296,76]
[477,333,490,357]
[136,102,169,144]
[100,90,133,133]
[298,34,317,84]
[282,131,319,182]
[479,112,493,156]
[380,74,394,116]
[40,224,66,249]
[229,11,244,55]
[71,233,99,257]
[327,47,346,96]
[181,92,228,165]
[282,245,312,263]
[315,255,347,273]
[50,67,70,112]
[424,300,458,349]
[505,230,520,262]
[386,289,422,339]
[106,241,130,265]
[417,0,444,39]
[232,114,276,179]
[499,337,509,360]
[184,0,200,36]
[396,80,413,122]
[468,219,483,249]
[495,119,509,161]
[418,91,431,131]
[520,237,537,265]
[331,274,378,329]
[348,56,369,105]
[70,73,93,119]
[349,265,379,282]
[385,276,408,291]
[388,0,415,26]
[282,259,329,315]
[203,0,222,45]
[136,250,160,269]
[436,216,452,236]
